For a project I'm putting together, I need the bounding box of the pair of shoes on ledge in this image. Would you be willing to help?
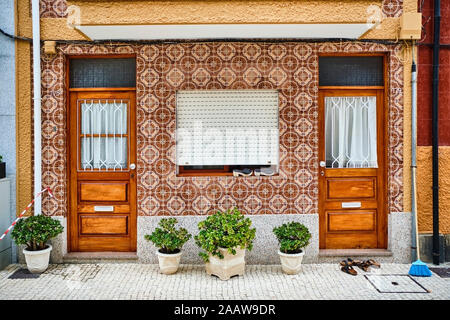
[254,167,275,176]
[233,167,275,177]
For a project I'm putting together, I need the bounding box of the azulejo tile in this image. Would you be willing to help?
[191,44,211,62]
[243,67,262,86]
[217,67,237,86]
[382,0,403,18]
[40,0,67,18]
[217,43,237,61]
[191,67,211,87]
[268,44,288,61]
[268,67,287,86]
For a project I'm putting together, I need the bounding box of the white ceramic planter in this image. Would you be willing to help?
[23,245,52,274]
[156,250,182,275]
[205,247,245,280]
[278,250,305,275]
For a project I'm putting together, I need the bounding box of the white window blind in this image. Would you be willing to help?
[325,96,377,168]
[176,90,279,166]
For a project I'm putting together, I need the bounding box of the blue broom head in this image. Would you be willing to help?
[408,259,432,277]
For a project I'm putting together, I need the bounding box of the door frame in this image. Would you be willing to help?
[317,53,389,249]
[65,54,137,252]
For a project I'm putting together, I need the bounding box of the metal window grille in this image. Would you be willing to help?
[77,99,129,171]
[325,96,378,168]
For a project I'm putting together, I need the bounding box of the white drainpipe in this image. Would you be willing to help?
[32,0,42,215]
[411,44,418,261]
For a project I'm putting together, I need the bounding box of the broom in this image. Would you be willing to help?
[408,52,432,277]
[408,198,432,277]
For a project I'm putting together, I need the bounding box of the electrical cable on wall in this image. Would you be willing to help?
[0,27,32,42]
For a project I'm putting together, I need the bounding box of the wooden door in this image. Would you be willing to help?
[318,89,387,249]
[69,90,137,252]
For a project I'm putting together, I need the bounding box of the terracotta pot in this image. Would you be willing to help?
[23,245,52,274]
[278,250,305,275]
[156,249,182,275]
[205,247,245,281]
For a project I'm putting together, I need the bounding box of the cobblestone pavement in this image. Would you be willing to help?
[0,263,448,300]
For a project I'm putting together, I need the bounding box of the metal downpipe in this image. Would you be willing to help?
[431,0,441,265]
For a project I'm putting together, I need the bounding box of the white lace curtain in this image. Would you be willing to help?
[325,96,377,168]
[80,101,128,170]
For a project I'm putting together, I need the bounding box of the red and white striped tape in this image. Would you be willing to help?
[0,187,53,241]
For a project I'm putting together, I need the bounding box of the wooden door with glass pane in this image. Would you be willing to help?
[318,89,387,249]
[69,90,136,252]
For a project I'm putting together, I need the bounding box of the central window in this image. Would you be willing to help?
[176,90,279,176]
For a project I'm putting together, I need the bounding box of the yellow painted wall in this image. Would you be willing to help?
[68,0,380,25]
[401,44,413,216]
[417,146,450,234]
[15,0,33,216]
[38,0,416,41]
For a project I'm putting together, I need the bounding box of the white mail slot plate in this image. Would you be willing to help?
[341,202,361,209]
[94,206,114,212]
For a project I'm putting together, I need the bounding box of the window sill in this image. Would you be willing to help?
[176,173,279,178]
[177,172,234,177]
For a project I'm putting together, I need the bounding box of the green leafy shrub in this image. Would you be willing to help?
[195,208,256,262]
[273,222,311,254]
[11,215,64,251]
[144,218,191,254]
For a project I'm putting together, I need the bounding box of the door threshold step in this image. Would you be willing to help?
[319,249,393,257]
[63,252,138,264]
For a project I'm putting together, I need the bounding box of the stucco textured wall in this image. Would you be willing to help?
[37,0,407,40]
[16,0,34,217]
[55,1,404,23]
[417,146,450,234]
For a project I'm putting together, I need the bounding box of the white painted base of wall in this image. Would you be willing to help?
[138,214,319,264]
[17,213,412,265]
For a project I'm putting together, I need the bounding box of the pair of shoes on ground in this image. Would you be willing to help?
[233,167,275,177]
[340,258,381,276]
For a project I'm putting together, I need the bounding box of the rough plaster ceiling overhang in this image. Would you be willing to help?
[74,24,375,41]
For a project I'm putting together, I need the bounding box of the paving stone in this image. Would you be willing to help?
[0,263,448,300]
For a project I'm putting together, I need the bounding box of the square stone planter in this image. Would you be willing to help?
[205,247,246,280]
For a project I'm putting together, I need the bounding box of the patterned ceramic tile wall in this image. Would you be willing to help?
[39,1,403,19]
[40,41,403,217]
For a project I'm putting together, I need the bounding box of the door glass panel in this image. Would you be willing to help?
[78,100,128,170]
[325,96,377,168]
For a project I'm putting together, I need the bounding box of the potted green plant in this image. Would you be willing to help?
[195,208,256,280]
[0,155,5,179]
[273,221,311,275]
[11,215,64,273]
[144,218,191,275]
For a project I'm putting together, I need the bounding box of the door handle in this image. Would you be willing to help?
[130,163,136,170]
[319,161,326,168]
